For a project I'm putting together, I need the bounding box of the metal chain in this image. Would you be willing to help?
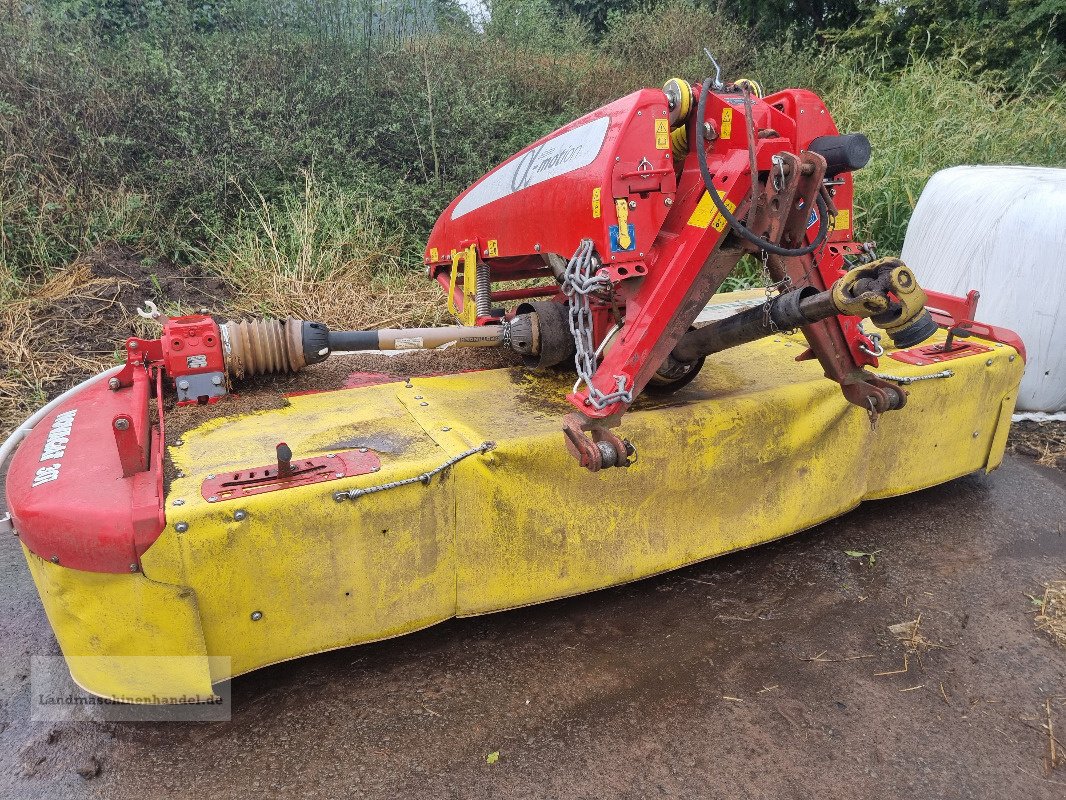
[856,322,885,358]
[563,239,633,410]
[332,441,495,502]
[760,249,793,334]
[874,370,954,385]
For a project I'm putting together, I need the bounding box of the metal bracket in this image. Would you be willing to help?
[890,340,994,366]
[200,448,381,503]
[175,371,227,405]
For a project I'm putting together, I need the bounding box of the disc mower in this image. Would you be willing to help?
[2,70,1024,702]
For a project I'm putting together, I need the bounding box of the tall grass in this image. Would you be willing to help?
[1,0,1064,305]
[826,58,1066,251]
[199,172,448,328]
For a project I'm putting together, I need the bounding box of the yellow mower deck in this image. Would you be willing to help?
[24,299,1022,701]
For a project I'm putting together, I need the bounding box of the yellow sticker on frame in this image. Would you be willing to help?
[836,209,851,230]
[687,190,735,229]
[720,108,733,139]
[654,118,670,150]
[592,187,602,218]
[429,247,439,262]
[487,239,499,257]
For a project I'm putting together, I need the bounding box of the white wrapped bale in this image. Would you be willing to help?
[901,166,1066,412]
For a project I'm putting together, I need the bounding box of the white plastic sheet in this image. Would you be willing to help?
[901,166,1066,412]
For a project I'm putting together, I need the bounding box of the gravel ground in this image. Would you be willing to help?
[1,455,1064,799]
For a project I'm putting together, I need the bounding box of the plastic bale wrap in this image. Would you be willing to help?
[901,166,1066,412]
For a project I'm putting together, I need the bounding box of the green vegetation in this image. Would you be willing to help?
[1,0,1064,314]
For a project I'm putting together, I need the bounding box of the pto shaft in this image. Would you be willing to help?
[220,318,505,379]
[667,259,936,371]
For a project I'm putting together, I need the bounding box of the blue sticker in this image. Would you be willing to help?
[806,208,819,229]
[609,224,636,252]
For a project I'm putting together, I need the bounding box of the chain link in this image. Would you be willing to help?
[856,322,885,358]
[874,369,954,385]
[563,239,633,410]
[332,442,495,502]
[760,249,793,334]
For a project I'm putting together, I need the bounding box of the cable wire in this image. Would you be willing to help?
[695,77,830,257]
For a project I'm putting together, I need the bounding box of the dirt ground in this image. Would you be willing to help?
[0,244,233,435]
[1010,421,1066,473]
[2,244,1065,797]
[0,455,1063,799]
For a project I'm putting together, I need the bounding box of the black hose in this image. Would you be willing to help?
[695,77,830,257]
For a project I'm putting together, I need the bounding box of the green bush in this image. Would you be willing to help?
[1,0,1064,293]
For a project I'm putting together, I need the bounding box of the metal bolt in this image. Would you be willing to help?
[211,375,223,386]
[636,110,642,116]
[207,496,218,503]
[371,466,380,472]
[128,341,138,350]
[629,200,637,209]
[178,379,190,390]
[114,418,129,431]
[441,426,451,432]
[327,453,335,458]
[175,522,189,533]
[420,402,429,407]
[985,359,993,366]
[414,395,423,399]
[615,156,621,162]
[359,447,368,453]
[108,377,121,391]
[233,510,247,522]
[172,499,185,507]
[50,555,59,564]
[972,431,980,438]
[250,611,263,622]
[129,563,138,573]
[534,243,541,252]
[639,252,644,257]
[1009,355,1016,362]
[175,471,184,479]
[173,439,183,447]
[206,474,215,480]
[665,197,673,206]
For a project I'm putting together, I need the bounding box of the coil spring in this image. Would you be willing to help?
[475,262,491,319]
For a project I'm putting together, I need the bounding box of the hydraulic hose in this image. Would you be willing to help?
[695,77,830,257]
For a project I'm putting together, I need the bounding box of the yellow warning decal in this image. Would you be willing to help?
[687,190,735,230]
[429,247,439,262]
[592,187,602,218]
[721,107,733,139]
[654,118,670,150]
[487,239,499,257]
[615,198,632,249]
[836,209,851,230]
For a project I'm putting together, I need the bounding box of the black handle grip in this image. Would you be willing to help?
[808,133,871,177]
